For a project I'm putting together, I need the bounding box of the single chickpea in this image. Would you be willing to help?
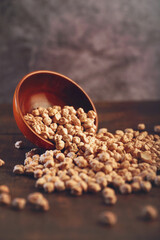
[141,205,158,220]
[98,211,117,226]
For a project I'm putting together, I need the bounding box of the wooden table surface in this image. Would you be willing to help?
[0,101,160,240]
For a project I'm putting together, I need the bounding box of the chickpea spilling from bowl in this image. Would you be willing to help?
[24,105,97,150]
[1,105,160,224]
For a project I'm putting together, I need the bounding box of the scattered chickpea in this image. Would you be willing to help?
[44,160,54,168]
[119,184,132,194]
[138,151,152,164]
[25,148,39,158]
[56,153,65,162]
[79,180,88,192]
[13,165,24,175]
[141,205,158,220]
[12,198,26,210]
[154,125,160,133]
[96,176,107,188]
[0,193,11,205]
[34,169,43,179]
[65,179,77,190]
[56,140,65,151]
[102,188,117,205]
[87,110,97,119]
[54,180,65,191]
[0,185,10,194]
[0,159,5,167]
[102,187,114,195]
[27,192,49,211]
[88,182,101,193]
[15,140,24,149]
[137,123,146,131]
[70,184,82,196]
[35,177,46,188]
[74,156,88,168]
[43,182,54,193]
[140,181,152,192]
[154,175,160,187]
[131,182,141,192]
[146,172,156,182]
[99,211,117,226]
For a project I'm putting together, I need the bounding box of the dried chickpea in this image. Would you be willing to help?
[131,182,141,192]
[154,125,160,133]
[87,110,97,119]
[12,198,26,210]
[88,182,101,193]
[0,193,11,205]
[70,184,82,196]
[102,187,115,197]
[65,179,77,190]
[141,205,158,220]
[146,172,156,182]
[15,140,24,149]
[137,123,146,131]
[98,211,117,226]
[43,182,54,193]
[35,177,46,188]
[54,180,65,191]
[119,183,132,194]
[96,176,107,188]
[140,181,152,192]
[0,185,10,194]
[138,151,152,164]
[0,159,5,167]
[74,156,88,168]
[56,153,65,162]
[13,165,24,175]
[154,175,160,186]
[34,169,43,179]
[79,180,88,192]
[103,193,117,205]
[44,160,54,168]
[27,192,49,211]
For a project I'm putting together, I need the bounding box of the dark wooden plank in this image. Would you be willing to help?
[95,101,160,132]
[0,104,20,134]
[0,102,160,240]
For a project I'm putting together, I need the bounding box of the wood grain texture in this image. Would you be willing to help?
[0,102,160,240]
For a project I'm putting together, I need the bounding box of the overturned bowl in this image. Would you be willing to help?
[13,70,98,149]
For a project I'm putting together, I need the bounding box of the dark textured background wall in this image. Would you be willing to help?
[0,0,160,103]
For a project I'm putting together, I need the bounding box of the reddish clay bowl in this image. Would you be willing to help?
[13,70,98,149]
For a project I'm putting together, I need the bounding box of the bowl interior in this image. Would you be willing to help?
[18,71,96,116]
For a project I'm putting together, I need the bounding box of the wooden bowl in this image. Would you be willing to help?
[13,70,98,149]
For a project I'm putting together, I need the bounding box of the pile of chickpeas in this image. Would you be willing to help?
[0,105,160,225]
